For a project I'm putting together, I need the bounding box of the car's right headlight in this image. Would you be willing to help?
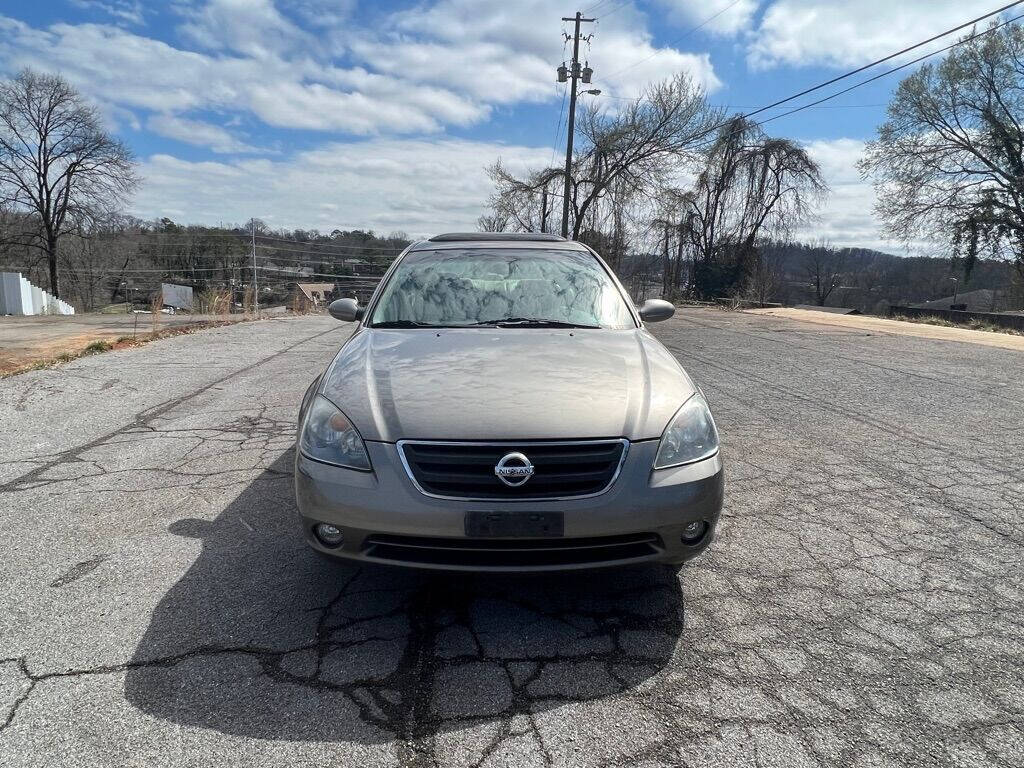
[654,392,719,469]
[299,395,372,471]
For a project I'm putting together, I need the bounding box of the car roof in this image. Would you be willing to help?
[407,233,588,253]
[429,232,566,242]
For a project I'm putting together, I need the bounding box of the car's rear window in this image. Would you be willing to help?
[368,247,636,329]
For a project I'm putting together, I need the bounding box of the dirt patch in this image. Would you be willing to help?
[0,318,253,377]
[744,307,1024,352]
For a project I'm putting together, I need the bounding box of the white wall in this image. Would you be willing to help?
[0,272,75,315]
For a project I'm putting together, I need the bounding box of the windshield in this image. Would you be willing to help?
[368,247,636,329]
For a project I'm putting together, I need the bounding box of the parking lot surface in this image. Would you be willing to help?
[0,309,1021,767]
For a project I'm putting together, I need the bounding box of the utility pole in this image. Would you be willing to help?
[540,186,549,233]
[250,218,259,315]
[558,11,595,239]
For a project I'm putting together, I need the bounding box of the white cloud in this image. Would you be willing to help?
[797,137,905,252]
[654,0,759,36]
[0,15,483,136]
[0,2,729,234]
[360,0,722,103]
[146,114,263,153]
[589,27,721,99]
[131,138,552,235]
[69,0,145,26]
[176,0,310,58]
[748,0,1001,70]
[0,1,723,144]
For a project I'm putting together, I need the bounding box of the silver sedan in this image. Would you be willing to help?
[295,232,724,571]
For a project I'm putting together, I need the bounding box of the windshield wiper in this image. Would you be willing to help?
[371,320,442,328]
[470,317,602,329]
[374,318,602,329]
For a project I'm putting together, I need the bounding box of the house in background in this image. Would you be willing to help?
[910,288,1003,313]
[290,282,336,312]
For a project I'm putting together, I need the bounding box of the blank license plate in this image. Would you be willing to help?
[465,511,564,538]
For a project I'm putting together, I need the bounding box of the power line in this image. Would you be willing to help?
[88,241,401,257]
[253,232,405,249]
[758,11,1024,130]
[689,9,1024,153]
[86,267,380,281]
[82,266,235,274]
[549,83,569,168]
[593,0,633,21]
[603,0,745,81]
[263,270,381,281]
[656,2,1024,159]
[583,1,616,15]
[86,231,251,239]
[741,0,1024,123]
[713,102,888,109]
[85,230,406,251]
[255,243,401,256]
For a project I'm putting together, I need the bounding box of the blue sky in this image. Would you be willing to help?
[0,1,1005,247]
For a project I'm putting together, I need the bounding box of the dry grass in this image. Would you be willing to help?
[0,318,250,378]
[289,293,315,314]
[150,291,165,333]
[891,313,1024,337]
[195,288,233,316]
[83,339,113,353]
[242,284,257,317]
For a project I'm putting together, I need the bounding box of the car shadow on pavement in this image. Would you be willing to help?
[124,449,685,744]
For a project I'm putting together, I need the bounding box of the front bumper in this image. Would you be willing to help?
[294,440,724,572]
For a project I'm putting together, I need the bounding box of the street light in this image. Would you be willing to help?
[949,276,960,309]
[582,89,601,95]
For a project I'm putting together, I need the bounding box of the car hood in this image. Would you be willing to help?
[320,327,695,442]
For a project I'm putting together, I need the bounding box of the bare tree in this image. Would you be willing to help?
[860,22,1024,279]
[0,69,137,298]
[484,74,721,240]
[745,246,784,306]
[802,241,846,306]
[476,213,508,232]
[681,116,827,298]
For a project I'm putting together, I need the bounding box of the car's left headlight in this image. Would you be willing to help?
[654,392,719,469]
[299,394,372,471]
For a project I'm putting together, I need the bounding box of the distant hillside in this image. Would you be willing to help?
[614,240,1024,314]
[758,242,1024,314]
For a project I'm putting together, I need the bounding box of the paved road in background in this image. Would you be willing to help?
[1,309,1021,767]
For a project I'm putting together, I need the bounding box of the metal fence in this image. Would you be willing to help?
[889,305,1024,331]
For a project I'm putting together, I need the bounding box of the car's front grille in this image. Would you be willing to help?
[362,532,661,569]
[397,439,628,500]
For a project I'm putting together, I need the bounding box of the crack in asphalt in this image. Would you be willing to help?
[1,313,1023,767]
[663,340,1024,549]
[49,554,109,588]
[0,325,338,494]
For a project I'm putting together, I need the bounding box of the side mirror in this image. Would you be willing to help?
[638,298,675,323]
[328,298,363,322]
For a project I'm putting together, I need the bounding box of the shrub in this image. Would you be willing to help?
[83,340,113,353]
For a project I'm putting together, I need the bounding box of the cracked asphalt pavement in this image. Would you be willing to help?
[0,308,1021,767]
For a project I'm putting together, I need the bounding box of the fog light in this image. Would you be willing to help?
[681,520,707,544]
[315,523,344,547]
